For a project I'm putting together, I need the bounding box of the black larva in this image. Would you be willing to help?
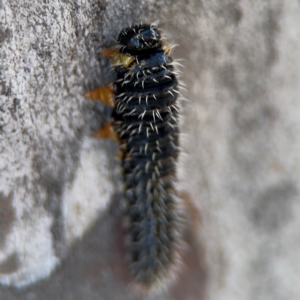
[113,24,182,287]
[97,23,182,288]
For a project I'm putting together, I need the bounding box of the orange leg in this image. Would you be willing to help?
[85,48,123,154]
[93,122,117,140]
[94,122,123,158]
[84,84,115,108]
[101,48,119,58]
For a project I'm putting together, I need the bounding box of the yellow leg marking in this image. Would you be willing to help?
[84,84,115,108]
[101,48,119,58]
[112,53,134,68]
[101,48,134,68]
[93,122,118,140]
[162,42,170,54]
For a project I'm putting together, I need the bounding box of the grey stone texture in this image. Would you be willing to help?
[0,0,300,299]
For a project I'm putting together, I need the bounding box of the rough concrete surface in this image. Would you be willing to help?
[0,0,300,299]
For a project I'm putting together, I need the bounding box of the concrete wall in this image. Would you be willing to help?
[1,0,300,299]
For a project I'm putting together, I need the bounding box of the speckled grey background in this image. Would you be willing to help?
[1,0,300,299]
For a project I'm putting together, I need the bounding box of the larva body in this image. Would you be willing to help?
[87,23,182,288]
[112,24,181,287]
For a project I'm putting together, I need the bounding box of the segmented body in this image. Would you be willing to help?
[112,24,181,286]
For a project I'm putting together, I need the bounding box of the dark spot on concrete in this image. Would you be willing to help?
[234,103,278,135]
[216,2,243,26]
[0,103,5,113]
[263,8,280,67]
[228,98,280,184]
[218,64,237,91]
[31,42,38,51]
[226,3,243,25]
[37,50,52,59]
[0,28,10,46]
[0,81,11,96]
[8,98,21,120]
[0,253,20,274]
[233,6,243,24]
[251,182,297,232]
[0,192,15,248]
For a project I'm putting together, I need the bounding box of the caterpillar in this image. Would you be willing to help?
[85,23,183,289]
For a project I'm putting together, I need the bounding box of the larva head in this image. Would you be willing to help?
[118,24,161,51]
